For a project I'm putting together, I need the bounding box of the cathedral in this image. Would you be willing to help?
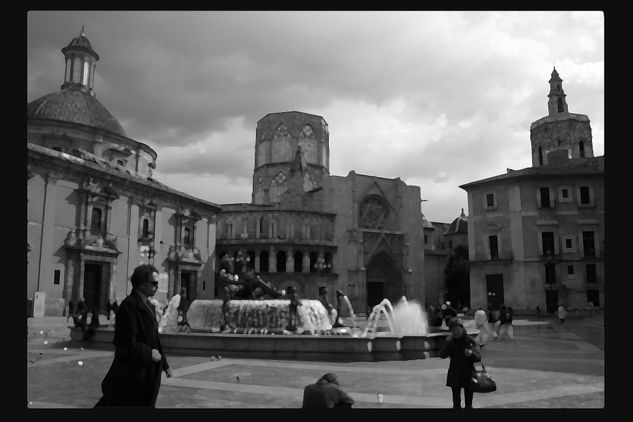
[215,111,426,313]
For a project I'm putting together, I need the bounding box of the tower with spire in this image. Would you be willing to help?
[547,67,569,115]
[60,26,100,96]
[529,67,594,167]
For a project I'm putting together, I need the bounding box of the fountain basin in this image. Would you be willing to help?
[70,327,458,362]
[181,299,332,332]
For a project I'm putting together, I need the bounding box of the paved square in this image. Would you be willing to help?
[27,313,603,408]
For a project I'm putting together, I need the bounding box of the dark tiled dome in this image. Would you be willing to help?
[27,88,126,137]
[445,209,468,235]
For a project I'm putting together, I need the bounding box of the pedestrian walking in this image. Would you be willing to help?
[498,305,514,340]
[439,317,482,409]
[95,264,172,407]
[177,288,190,330]
[473,307,495,347]
[67,299,75,323]
[285,286,302,332]
[557,304,567,325]
[442,301,458,324]
[302,373,355,408]
[83,306,101,341]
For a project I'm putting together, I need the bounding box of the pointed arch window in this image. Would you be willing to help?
[579,141,585,158]
[557,98,564,113]
[359,195,389,229]
[269,172,288,203]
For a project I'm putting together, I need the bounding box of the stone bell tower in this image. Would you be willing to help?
[251,111,330,204]
[529,67,594,167]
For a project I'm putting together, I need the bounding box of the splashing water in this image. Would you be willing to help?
[158,294,181,333]
[341,295,357,328]
[362,297,427,337]
[362,299,397,336]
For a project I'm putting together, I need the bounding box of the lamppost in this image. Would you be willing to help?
[234,249,251,274]
[140,245,156,264]
[314,256,331,275]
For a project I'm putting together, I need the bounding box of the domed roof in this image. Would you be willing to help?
[445,209,468,235]
[27,87,126,137]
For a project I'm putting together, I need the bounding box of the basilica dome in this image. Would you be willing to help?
[445,209,468,235]
[27,87,126,137]
[27,27,126,138]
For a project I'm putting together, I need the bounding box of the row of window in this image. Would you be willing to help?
[537,140,587,166]
[484,184,596,210]
[544,263,598,284]
[89,206,195,247]
[223,218,331,241]
[484,230,598,260]
[541,230,597,257]
[219,250,333,274]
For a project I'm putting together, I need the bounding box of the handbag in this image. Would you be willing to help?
[470,361,496,393]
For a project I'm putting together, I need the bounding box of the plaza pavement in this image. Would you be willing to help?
[26,312,604,408]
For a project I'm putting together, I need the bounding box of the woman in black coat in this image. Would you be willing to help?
[95,265,172,407]
[439,317,481,409]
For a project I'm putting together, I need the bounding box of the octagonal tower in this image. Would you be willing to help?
[252,111,330,204]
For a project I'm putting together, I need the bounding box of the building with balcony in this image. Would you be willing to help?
[215,111,426,313]
[27,29,221,316]
[459,68,604,313]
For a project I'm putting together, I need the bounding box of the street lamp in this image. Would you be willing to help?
[314,256,331,274]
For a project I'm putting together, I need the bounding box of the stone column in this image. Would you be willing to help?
[302,253,310,273]
[79,191,88,239]
[269,246,276,273]
[37,174,58,294]
[287,248,293,273]
[254,251,261,273]
[128,203,140,278]
[255,217,261,239]
[154,207,163,264]
[109,260,117,302]
[78,253,86,300]
[65,253,76,305]
[169,264,178,297]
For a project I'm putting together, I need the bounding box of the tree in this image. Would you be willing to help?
[444,245,470,309]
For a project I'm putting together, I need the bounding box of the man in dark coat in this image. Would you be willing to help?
[439,317,481,409]
[95,264,172,407]
[302,373,355,408]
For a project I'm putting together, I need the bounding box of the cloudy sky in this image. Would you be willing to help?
[27,11,604,223]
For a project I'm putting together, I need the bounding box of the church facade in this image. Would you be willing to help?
[215,111,426,313]
[460,69,604,313]
[27,30,221,316]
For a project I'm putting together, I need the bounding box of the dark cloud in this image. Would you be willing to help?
[27,11,603,222]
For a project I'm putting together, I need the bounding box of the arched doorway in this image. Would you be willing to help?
[365,252,402,311]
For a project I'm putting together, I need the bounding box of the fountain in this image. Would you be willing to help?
[362,297,428,337]
[74,287,453,361]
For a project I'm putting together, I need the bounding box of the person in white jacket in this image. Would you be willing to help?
[557,304,567,325]
[474,307,497,348]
